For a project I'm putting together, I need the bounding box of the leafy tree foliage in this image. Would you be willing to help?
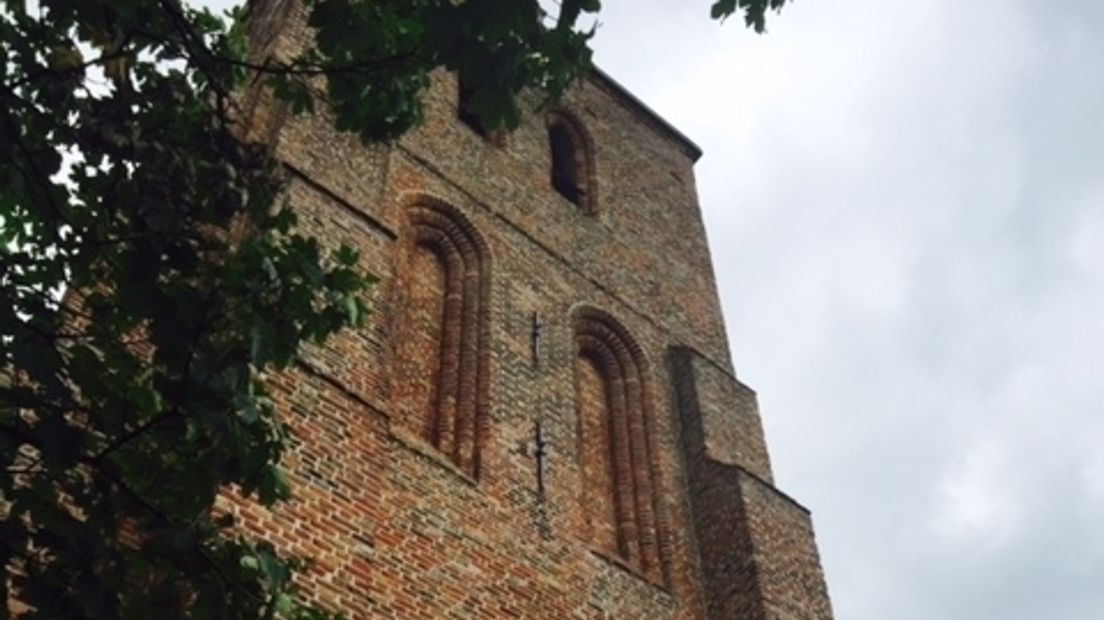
[0,0,788,617]
[710,0,792,33]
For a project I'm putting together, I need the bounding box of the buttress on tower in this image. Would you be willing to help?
[234,2,834,618]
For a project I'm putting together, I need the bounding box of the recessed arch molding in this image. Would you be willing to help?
[392,196,490,479]
[572,306,670,583]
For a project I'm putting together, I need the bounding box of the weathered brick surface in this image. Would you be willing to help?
[231,3,833,618]
[737,471,833,620]
[669,347,773,483]
[671,347,831,619]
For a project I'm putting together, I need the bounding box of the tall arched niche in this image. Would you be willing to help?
[572,306,670,584]
[391,196,491,478]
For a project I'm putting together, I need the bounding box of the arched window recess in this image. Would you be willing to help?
[547,110,596,214]
[392,198,491,479]
[572,306,670,584]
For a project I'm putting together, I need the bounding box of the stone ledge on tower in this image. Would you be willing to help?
[670,346,833,620]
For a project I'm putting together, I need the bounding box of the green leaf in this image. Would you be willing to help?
[36,415,84,469]
[335,244,359,266]
[344,293,359,326]
[258,465,291,505]
[276,592,295,615]
[128,383,163,416]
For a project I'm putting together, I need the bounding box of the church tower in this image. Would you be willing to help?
[235,2,833,617]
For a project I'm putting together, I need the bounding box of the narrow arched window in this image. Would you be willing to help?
[457,73,508,146]
[573,308,668,584]
[393,200,490,478]
[547,111,595,213]
[457,74,485,136]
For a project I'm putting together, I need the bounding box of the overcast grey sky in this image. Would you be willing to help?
[588,1,1104,618]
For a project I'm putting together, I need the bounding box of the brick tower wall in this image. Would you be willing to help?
[229,2,833,618]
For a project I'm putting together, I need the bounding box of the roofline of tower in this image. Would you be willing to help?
[589,66,704,163]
